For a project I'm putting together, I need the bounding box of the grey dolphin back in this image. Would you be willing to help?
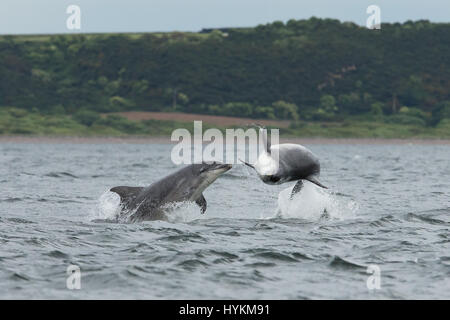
[278,146,320,177]
[277,145,328,189]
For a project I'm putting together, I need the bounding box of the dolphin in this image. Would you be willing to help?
[241,128,327,199]
[110,161,232,222]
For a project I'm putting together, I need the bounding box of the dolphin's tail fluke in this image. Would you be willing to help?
[305,176,328,189]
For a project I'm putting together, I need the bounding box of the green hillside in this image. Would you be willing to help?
[0,18,449,136]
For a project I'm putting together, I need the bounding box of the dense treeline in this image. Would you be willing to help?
[0,18,449,127]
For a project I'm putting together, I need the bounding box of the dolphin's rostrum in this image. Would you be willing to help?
[111,162,232,222]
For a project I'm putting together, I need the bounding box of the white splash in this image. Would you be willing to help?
[90,190,205,223]
[163,201,207,223]
[254,152,279,176]
[275,182,359,220]
[89,190,122,221]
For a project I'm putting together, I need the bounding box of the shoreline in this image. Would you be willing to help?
[1,135,450,145]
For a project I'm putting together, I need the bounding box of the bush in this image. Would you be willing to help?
[8,108,28,118]
[48,104,66,115]
[437,118,450,128]
[253,106,275,119]
[371,102,384,116]
[431,101,450,125]
[11,128,34,134]
[386,114,426,126]
[312,108,337,121]
[109,96,134,110]
[339,93,361,114]
[319,95,338,114]
[97,114,144,134]
[399,106,428,120]
[289,121,306,129]
[73,110,100,126]
[222,102,253,117]
[207,105,222,114]
[272,100,299,120]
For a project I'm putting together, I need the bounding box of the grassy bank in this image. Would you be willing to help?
[1,108,449,139]
[284,119,450,139]
[0,108,184,136]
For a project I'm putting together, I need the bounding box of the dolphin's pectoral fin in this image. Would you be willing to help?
[290,180,304,200]
[305,176,328,189]
[110,186,143,204]
[195,194,207,214]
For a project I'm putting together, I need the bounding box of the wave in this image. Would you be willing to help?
[6,217,35,224]
[406,212,449,226]
[1,197,28,203]
[44,171,78,178]
[329,256,366,270]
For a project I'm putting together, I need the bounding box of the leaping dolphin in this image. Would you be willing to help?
[110,161,232,222]
[241,128,327,199]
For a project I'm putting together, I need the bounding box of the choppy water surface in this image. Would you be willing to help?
[0,142,449,299]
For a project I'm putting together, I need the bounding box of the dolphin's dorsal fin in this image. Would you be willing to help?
[195,194,207,214]
[305,176,328,189]
[110,186,143,203]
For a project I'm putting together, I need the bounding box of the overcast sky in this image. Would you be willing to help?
[0,0,448,35]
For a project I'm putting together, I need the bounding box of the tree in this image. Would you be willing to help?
[338,93,360,114]
[222,102,253,117]
[399,75,428,107]
[272,100,299,121]
[320,95,338,114]
[177,93,189,106]
[371,102,384,116]
[254,106,275,119]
